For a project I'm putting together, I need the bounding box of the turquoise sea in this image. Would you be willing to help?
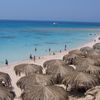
[0,20,100,65]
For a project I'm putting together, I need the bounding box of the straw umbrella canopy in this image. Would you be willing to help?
[0,72,11,87]
[21,85,68,100]
[94,59,100,67]
[76,64,100,76]
[17,74,55,90]
[85,86,100,99]
[68,49,83,56]
[80,47,100,59]
[0,86,15,100]
[63,53,85,65]
[94,46,100,54]
[14,64,26,75]
[86,49,100,59]
[80,46,93,55]
[93,42,100,50]
[43,59,68,68]
[62,71,99,91]
[63,54,78,64]
[74,58,95,69]
[43,59,74,83]
[85,86,100,96]
[14,63,43,76]
[80,50,100,67]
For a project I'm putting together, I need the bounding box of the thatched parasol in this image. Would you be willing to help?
[80,46,100,59]
[14,63,43,76]
[21,85,68,100]
[14,64,26,75]
[63,54,78,64]
[43,59,74,83]
[86,49,100,59]
[80,46,93,55]
[93,42,100,50]
[74,58,95,69]
[17,74,54,90]
[94,59,100,67]
[76,64,100,76]
[68,49,83,56]
[43,59,68,68]
[85,86,100,99]
[0,72,12,87]
[63,53,85,65]
[62,71,99,91]
[0,86,15,100]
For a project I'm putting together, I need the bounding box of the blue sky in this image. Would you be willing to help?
[0,0,100,22]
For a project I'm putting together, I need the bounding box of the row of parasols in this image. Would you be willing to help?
[1,42,100,100]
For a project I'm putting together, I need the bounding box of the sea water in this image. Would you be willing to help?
[0,20,100,65]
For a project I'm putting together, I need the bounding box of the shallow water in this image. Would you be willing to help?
[0,20,100,65]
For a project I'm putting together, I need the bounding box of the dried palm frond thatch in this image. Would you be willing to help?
[86,50,100,59]
[63,53,85,65]
[68,49,83,56]
[80,46,93,55]
[85,86,100,97]
[14,63,43,76]
[43,59,74,83]
[21,85,68,100]
[62,71,99,91]
[0,72,12,87]
[0,86,15,100]
[17,74,54,90]
[76,64,100,77]
[93,42,100,50]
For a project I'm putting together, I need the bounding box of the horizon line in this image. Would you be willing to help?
[0,19,100,24]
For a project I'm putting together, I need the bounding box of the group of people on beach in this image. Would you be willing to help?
[29,54,36,62]
[4,45,67,66]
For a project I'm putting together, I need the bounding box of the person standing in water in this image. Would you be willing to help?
[35,48,37,52]
[49,48,51,55]
[49,48,51,53]
[5,59,8,65]
[29,54,33,60]
[64,44,67,51]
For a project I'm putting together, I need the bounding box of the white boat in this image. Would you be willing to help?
[53,22,56,25]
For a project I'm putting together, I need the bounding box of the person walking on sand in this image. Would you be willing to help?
[29,54,33,60]
[33,56,36,62]
[5,59,8,65]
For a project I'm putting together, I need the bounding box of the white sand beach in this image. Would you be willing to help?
[0,35,100,100]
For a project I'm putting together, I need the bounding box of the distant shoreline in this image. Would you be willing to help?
[0,35,99,68]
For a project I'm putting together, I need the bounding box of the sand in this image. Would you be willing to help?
[0,35,100,100]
